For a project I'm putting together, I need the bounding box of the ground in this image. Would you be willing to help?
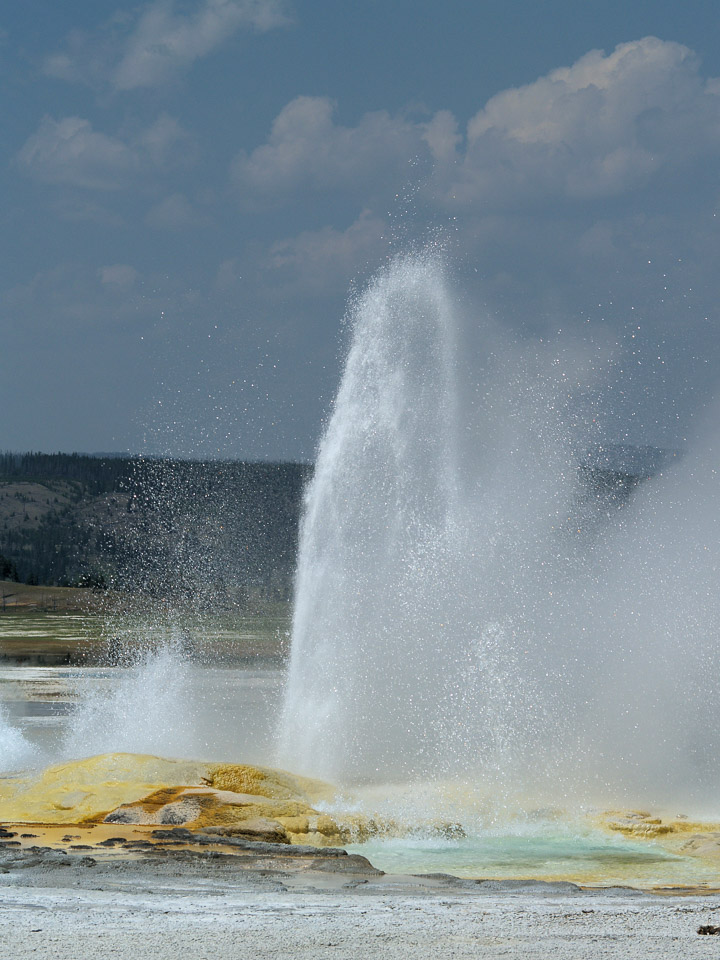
[1,849,719,960]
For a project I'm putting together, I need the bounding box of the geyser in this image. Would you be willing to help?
[278,251,720,811]
[277,251,582,786]
[0,703,35,773]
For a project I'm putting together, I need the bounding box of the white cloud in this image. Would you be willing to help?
[17,117,140,190]
[115,0,290,90]
[44,52,82,82]
[232,96,424,196]
[45,0,291,92]
[444,37,720,205]
[228,37,712,442]
[421,110,461,165]
[229,38,720,214]
[17,114,192,190]
[231,37,720,210]
[12,34,720,458]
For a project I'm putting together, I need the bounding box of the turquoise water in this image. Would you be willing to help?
[347,830,720,888]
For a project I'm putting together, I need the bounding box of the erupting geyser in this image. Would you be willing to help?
[277,251,580,786]
[0,705,34,773]
[277,251,720,812]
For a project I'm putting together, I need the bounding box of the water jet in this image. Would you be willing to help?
[277,250,720,826]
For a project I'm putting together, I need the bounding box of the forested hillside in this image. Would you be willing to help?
[0,453,310,605]
[0,447,664,606]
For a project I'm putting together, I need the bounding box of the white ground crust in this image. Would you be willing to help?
[1,881,719,959]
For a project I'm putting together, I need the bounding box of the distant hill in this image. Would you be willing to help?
[0,446,673,604]
[0,453,310,606]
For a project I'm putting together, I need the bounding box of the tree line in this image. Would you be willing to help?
[0,448,654,604]
[0,453,311,604]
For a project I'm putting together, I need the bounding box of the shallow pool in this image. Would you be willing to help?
[347,828,720,888]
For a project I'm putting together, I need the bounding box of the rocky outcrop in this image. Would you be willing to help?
[680,833,720,859]
[0,753,355,846]
[101,783,338,843]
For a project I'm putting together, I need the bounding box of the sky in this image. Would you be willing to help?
[2,0,720,460]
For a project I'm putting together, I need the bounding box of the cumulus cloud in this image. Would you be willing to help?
[223,37,720,445]
[217,37,720,339]
[232,38,720,214]
[13,33,720,457]
[114,0,290,90]
[16,114,192,190]
[414,37,720,353]
[442,37,720,206]
[45,0,291,92]
[231,37,720,212]
[17,117,140,190]
[421,110,461,165]
[232,96,425,196]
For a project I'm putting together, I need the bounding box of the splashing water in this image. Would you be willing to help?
[0,703,35,773]
[64,642,196,760]
[277,251,720,813]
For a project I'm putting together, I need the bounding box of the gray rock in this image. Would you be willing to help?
[474,879,583,895]
[200,818,289,844]
[309,854,383,875]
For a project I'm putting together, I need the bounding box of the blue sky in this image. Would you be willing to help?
[2,0,720,459]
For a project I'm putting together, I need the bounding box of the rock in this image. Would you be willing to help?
[597,810,720,848]
[475,879,583,894]
[0,753,394,854]
[309,854,383,875]
[205,764,335,806]
[104,809,141,825]
[200,818,289,844]
[54,790,91,810]
[0,754,215,824]
[681,834,720,858]
[311,814,340,837]
[101,784,333,841]
[602,812,674,838]
[151,828,196,842]
[277,815,309,834]
[150,828,349,858]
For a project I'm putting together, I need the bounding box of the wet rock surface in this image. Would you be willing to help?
[2,808,720,960]
[3,753,720,901]
[0,833,684,898]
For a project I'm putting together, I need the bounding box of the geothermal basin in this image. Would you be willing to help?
[1,611,719,891]
[3,253,720,893]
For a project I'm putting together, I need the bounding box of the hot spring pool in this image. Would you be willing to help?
[346,829,720,888]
